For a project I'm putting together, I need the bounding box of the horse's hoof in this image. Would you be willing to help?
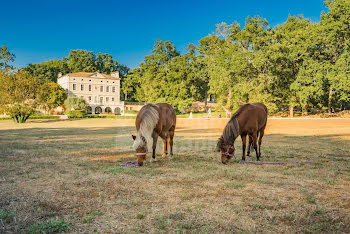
[150,158,157,162]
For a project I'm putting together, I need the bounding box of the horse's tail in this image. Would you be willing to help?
[133,105,159,152]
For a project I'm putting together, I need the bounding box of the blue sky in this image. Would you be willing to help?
[1,0,326,69]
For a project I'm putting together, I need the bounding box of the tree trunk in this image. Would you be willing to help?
[289,106,294,118]
[303,101,309,116]
[328,88,333,113]
[204,91,208,107]
[227,89,232,107]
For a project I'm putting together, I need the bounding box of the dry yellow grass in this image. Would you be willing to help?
[0,118,350,233]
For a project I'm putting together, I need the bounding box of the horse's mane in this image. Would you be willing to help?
[218,104,249,148]
[133,104,159,152]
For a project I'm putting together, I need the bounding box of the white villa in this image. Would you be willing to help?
[57,71,124,114]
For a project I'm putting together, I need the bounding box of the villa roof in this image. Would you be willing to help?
[60,72,120,80]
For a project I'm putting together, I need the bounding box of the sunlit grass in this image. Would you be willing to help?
[0,118,349,233]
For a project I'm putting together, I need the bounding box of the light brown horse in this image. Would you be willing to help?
[132,103,176,166]
[217,103,268,164]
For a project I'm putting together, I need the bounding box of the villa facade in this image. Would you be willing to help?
[57,71,124,114]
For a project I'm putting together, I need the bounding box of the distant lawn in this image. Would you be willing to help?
[0,118,349,233]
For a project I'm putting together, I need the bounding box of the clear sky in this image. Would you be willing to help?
[1,0,326,69]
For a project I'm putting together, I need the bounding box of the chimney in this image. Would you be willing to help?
[58,72,62,78]
[111,71,119,78]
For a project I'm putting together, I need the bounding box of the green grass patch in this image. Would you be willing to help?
[153,215,168,230]
[105,166,163,176]
[307,195,316,204]
[82,215,95,224]
[137,212,145,219]
[0,209,14,222]
[27,218,71,234]
[105,166,127,175]
[253,203,265,209]
[225,181,246,188]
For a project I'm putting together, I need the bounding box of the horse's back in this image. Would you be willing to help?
[250,103,268,129]
[236,103,267,132]
[156,103,176,130]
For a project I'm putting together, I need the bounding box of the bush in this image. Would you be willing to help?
[64,97,87,111]
[0,115,60,121]
[86,114,136,119]
[65,110,86,118]
[7,103,35,123]
[29,115,60,119]
[320,113,338,118]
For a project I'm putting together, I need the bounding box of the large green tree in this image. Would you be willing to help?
[0,70,40,123]
[38,82,67,113]
[25,59,69,83]
[123,40,207,111]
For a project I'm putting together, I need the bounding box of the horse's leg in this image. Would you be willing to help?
[161,134,168,157]
[252,131,259,161]
[246,136,253,157]
[258,127,265,159]
[241,134,247,161]
[169,127,175,160]
[151,134,158,162]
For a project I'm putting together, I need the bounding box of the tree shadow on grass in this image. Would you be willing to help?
[1,124,349,168]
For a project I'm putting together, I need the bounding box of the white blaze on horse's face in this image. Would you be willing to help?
[221,145,235,164]
[132,135,147,166]
[136,148,147,166]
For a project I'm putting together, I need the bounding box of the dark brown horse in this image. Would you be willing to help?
[217,103,268,164]
[132,103,176,166]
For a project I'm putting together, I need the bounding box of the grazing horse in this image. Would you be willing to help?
[132,103,176,166]
[217,103,268,164]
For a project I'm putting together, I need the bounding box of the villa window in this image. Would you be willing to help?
[106,86,109,92]
[88,96,92,102]
[112,97,114,102]
[100,86,103,92]
[112,87,116,93]
[73,84,76,90]
[100,97,103,104]
[81,84,84,91]
[106,97,109,102]
[89,85,92,91]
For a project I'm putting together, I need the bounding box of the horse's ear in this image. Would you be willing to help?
[132,135,136,140]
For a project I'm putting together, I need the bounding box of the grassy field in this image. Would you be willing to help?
[0,118,350,233]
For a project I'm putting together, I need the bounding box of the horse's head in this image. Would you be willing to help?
[132,135,147,166]
[216,136,235,164]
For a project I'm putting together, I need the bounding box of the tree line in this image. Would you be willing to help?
[24,50,129,84]
[123,0,350,114]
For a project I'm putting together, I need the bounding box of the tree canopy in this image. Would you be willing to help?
[123,0,350,113]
